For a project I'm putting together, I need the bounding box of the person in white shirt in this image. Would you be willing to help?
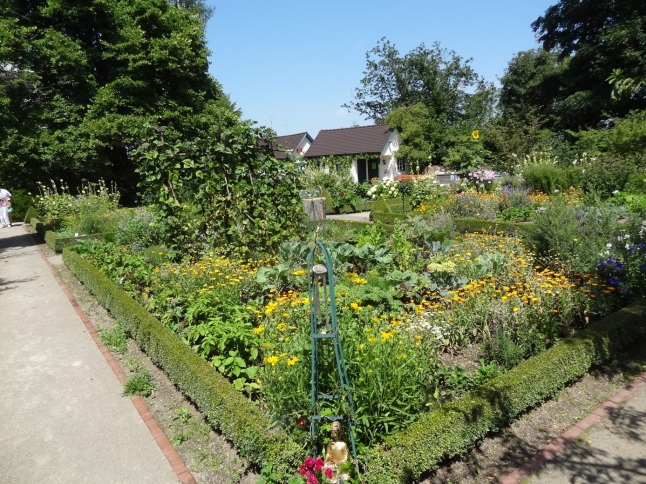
[0,188,12,227]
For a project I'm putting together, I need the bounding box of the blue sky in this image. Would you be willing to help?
[205,1,556,138]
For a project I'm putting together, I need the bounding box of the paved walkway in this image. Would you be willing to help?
[503,372,646,483]
[0,224,183,484]
[326,211,371,223]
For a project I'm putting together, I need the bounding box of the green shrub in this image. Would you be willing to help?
[522,164,581,194]
[8,189,35,221]
[114,207,164,250]
[624,172,646,194]
[579,156,631,198]
[526,197,623,274]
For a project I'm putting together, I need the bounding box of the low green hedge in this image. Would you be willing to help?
[370,211,532,237]
[62,249,303,480]
[24,206,39,225]
[45,231,112,253]
[30,217,53,240]
[362,298,646,483]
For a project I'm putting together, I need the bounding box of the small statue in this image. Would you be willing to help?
[323,420,350,482]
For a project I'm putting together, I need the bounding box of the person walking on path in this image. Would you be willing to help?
[0,187,11,227]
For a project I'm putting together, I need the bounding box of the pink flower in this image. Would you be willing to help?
[324,467,333,479]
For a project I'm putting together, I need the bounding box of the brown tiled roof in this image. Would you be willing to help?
[305,124,393,158]
[272,132,312,159]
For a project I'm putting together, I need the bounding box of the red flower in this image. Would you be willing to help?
[298,417,308,427]
[324,467,333,479]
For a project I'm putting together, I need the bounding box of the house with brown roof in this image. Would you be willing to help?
[304,125,404,183]
[272,132,313,159]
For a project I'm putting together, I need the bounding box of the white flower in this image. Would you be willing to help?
[612,190,620,195]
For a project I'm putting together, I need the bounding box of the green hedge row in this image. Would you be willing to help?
[369,211,532,237]
[61,249,303,480]
[362,298,646,483]
[24,206,39,225]
[30,217,53,240]
[45,231,111,253]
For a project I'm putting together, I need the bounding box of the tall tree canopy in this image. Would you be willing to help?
[345,37,496,168]
[0,0,232,199]
[501,0,646,132]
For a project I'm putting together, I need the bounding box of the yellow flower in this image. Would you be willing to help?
[471,129,480,139]
[287,357,299,366]
[380,331,394,340]
[277,323,287,331]
[264,355,279,366]
[293,269,307,276]
[512,307,520,313]
[253,324,265,335]
[350,302,362,311]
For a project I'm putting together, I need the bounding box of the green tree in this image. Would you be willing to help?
[498,49,566,130]
[346,37,495,169]
[528,0,646,130]
[0,0,230,201]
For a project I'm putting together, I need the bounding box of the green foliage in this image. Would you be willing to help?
[527,195,624,274]
[482,332,527,370]
[123,370,155,397]
[0,0,230,199]
[99,323,129,354]
[114,207,164,250]
[134,122,303,256]
[522,163,581,194]
[298,164,361,213]
[362,297,646,483]
[529,1,646,130]
[624,172,646,194]
[23,206,39,225]
[62,249,304,481]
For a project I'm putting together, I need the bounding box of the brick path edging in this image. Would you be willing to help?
[37,242,197,484]
[500,372,646,484]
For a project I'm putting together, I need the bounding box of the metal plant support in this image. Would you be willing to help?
[307,240,357,462]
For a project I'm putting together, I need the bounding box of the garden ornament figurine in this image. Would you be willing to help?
[323,420,350,481]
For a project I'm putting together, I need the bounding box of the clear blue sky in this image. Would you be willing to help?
[205,1,555,138]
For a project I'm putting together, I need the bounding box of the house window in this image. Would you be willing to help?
[397,159,408,173]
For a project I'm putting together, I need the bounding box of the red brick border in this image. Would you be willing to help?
[501,370,646,484]
[35,239,197,484]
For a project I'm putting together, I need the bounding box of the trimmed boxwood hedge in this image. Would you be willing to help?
[45,231,112,253]
[62,249,303,480]
[370,211,532,237]
[362,298,646,483]
[24,206,39,225]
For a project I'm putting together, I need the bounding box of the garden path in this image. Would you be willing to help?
[0,223,186,484]
[325,211,371,223]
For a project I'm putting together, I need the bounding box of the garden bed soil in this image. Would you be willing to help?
[47,242,646,484]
